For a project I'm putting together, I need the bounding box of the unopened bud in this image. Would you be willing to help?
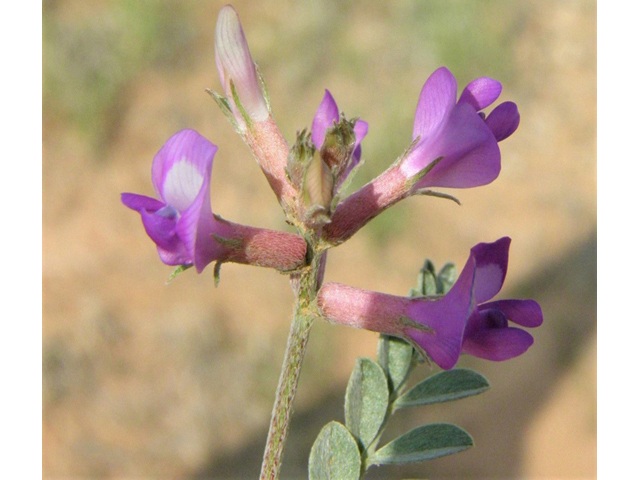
[319,116,357,178]
[302,151,334,225]
[286,129,315,190]
[215,5,269,127]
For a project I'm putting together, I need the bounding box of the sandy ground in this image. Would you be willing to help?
[43,1,596,478]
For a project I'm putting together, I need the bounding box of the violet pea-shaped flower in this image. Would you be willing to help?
[323,67,520,245]
[121,129,306,273]
[400,67,519,189]
[317,237,542,369]
[459,238,543,361]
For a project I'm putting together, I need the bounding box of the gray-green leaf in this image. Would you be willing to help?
[345,358,389,449]
[368,423,473,466]
[309,421,362,480]
[377,335,415,393]
[437,262,456,294]
[393,369,489,411]
[416,259,438,297]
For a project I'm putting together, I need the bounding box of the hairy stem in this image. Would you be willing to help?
[259,247,325,479]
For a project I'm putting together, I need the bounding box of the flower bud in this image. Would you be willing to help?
[311,90,369,191]
[215,5,269,128]
[301,151,334,225]
[286,130,334,227]
[286,129,315,191]
[319,116,357,179]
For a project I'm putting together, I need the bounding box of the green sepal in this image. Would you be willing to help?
[406,156,444,190]
[212,234,244,249]
[309,421,362,480]
[399,316,434,333]
[254,62,271,115]
[205,88,240,133]
[166,264,193,283]
[344,358,389,449]
[229,79,253,130]
[413,189,462,205]
[393,369,490,412]
[367,423,473,466]
[213,261,223,288]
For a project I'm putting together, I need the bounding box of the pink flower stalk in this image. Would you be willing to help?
[214,5,296,213]
[323,67,520,245]
[317,238,542,369]
[121,129,306,273]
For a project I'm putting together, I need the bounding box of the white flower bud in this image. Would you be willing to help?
[215,5,269,126]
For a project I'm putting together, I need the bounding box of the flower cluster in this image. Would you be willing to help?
[122,5,541,370]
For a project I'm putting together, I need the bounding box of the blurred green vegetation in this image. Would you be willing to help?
[43,1,596,478]
[43,0,197,154]
[43,0,521,160]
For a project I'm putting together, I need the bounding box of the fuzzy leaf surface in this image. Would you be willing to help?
[345,358,389,448]
[394,369,489,411]
[368,423,473,466]
[377,336,415,393]
[309,421,361,480]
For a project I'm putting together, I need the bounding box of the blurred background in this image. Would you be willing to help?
[42,0,596,478]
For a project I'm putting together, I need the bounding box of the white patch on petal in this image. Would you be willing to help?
[163,159,204,211]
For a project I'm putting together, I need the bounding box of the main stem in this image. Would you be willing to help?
[259,246,324,480]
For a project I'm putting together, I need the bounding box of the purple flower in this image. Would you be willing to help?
[311,90,369,185]
[400,67,520,189]
[122,129,309,274]
[459,239,544,361]
[317,238,542,369]
[408,237,543,365]
[121,129,227,272]
[321,68,520,245]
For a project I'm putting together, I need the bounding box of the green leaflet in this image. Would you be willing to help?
[377,335,415,394]
[309,421,361,480]
[368,423,473,466]
[437,262,457,294]
[393,368,490,411]
[344,358,389,449]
